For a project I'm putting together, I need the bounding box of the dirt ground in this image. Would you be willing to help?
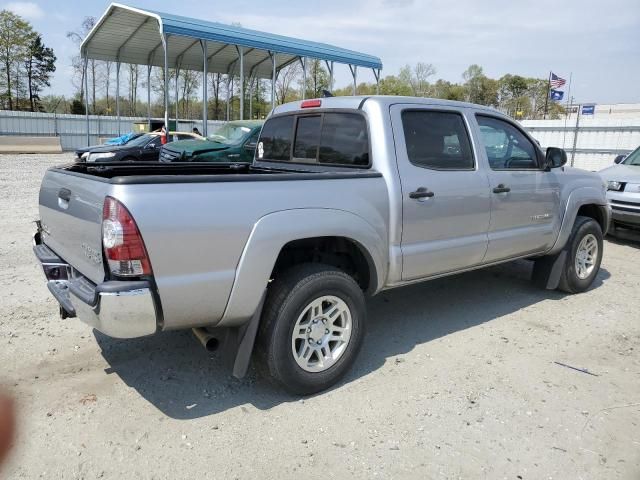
[1,153,639,480]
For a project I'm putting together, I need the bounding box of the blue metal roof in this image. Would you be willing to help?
[155,10,383,70]
[82,3,382,72]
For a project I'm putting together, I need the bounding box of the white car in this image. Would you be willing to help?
[600,146,640,230]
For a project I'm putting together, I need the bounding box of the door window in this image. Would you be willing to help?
[401,110,474,170]
[476,115,539,170]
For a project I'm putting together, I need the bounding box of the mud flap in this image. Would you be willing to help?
[532,250,567,290]
[222,291,266,379]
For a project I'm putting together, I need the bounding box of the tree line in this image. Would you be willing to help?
[1,12,566,120]
[0,10,56,111]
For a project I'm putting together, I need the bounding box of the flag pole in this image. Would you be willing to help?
[562,72,572,148]
[543,70,551,119]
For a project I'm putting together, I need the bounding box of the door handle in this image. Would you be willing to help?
[58,188,71,201]
[492,184,511,194]
[409,187,435,199]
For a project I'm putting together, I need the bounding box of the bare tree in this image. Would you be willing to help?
[399,62,436,97]
[276,62,301,104]
[67,17,96,110]
[127,63,139,115]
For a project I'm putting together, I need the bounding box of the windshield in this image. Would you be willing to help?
[123,134,154,147]
[208,124,252,145]
[622,147,640,166]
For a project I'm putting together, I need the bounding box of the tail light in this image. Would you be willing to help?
[301,99,321,108]
[102,196,152,277]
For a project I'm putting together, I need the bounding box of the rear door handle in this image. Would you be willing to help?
[492,184,511,194]
[409,187,435,199]
[58,188,71,201]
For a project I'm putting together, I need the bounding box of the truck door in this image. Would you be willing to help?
[472,114,561,262]
[390,105,491,280]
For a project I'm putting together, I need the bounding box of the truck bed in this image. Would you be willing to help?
[57,161,382,184]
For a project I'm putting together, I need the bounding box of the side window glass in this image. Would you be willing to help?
[293,115,321,160]
[258,115,294,161]
[401,110,474,170]
[476,115,539,169]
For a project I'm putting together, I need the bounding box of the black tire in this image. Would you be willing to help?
[256,263,366,395]
[558,216,603,293]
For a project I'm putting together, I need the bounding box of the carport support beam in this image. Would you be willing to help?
[83,55,89,146]
[325,61,334,92]
[147,64,152,126]
[201,40,208,137]
[116,61,121,135]
[162,34,169,131]
[271,52,276,109]
[175,62,180,127]
[373,68,380,95]
[348,64,358,95]
[238,46,244,120]
[300,57,306,100]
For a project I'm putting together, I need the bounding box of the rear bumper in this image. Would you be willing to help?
[33,238,158,338]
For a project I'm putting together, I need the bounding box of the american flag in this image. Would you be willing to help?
[550,73,566,89]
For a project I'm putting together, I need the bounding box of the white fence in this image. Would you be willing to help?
[0,110,224,151]
[521,117,640,171]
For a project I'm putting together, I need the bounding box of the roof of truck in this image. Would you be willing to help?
[272,96,502,116]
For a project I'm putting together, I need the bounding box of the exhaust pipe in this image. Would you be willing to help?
[192,327,220,352]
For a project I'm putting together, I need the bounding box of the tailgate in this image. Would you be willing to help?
[38,169,109,284]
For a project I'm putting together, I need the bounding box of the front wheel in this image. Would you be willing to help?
[257,264,366,395]
[558,216,603,293]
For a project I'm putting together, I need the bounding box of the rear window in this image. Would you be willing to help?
[258,112,369,167]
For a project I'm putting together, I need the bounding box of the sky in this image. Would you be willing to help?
[3,0,639,104]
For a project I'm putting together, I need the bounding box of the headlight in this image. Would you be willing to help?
[80,152,89,161]
[607,181,624,191]
[87,152,116,162]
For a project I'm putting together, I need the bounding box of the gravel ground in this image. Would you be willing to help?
[1,153,639,480]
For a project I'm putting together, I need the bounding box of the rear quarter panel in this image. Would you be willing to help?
[114,175,389,330]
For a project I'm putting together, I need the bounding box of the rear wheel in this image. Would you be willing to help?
[257,264,366,395]
[558,216,603,293]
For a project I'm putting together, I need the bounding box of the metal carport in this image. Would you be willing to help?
[80,3,383,143]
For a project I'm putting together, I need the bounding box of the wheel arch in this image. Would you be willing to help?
[217,209,387,327]
[548,187,610,255]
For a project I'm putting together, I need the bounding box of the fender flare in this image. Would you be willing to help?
[548,186,609,255]
[217,208,387,327]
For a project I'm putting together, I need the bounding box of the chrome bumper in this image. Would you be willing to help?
[34,239,158,338]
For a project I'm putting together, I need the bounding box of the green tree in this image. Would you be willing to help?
[302,59,329,98]
[462,64,498,106]
[24,34,56,112]
[0,10,33,110]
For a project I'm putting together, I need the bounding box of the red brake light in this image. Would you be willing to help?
[102,196,152,277]
[301,99,321,108]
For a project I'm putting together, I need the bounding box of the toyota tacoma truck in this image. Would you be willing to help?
[33,96,610,394]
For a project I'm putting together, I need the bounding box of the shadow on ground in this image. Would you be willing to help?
[95,259,611,420]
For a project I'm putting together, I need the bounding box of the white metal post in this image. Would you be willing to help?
[271,52,276,109]
[116,61,121,135]
[352,65,357,95]
[147,64,152,126]
[83,54,89,146]
[238,46,244,120]
[249,77,253,119]
[226,76,231,121]
[201,40,208,136]
[301,57,306,100]
[175,62,180,127]
[162,34,169,131]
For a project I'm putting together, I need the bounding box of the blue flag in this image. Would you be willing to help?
[550,89,564,101]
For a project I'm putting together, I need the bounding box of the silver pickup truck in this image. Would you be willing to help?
[34,96,610,394]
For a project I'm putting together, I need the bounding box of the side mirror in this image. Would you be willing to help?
[545,147,567,169]
[145,143,157,150]
[614,154,626,164]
